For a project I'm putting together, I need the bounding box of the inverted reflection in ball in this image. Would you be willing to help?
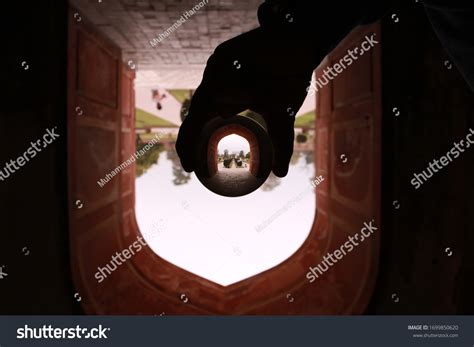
[195,114,273,197]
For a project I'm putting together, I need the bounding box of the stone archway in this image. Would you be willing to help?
[67,7,381,314]
[207,124,259,176]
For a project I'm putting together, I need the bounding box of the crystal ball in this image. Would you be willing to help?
[194,113,273,197]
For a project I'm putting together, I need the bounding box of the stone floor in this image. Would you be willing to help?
[199,167,264,197]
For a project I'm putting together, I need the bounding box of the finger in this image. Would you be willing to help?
[266,115,295,178]
[176,115,200,172]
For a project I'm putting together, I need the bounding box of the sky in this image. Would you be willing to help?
[135,150,315,286]
[217,134,250,154]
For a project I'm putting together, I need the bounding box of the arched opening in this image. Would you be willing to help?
[209,127,258,177]
[197,120,269,197]
[134,121,316,286]
[217,134,251,172]
[67,3,380,314]
[211,134,254,189]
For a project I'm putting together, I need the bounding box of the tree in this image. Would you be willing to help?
[245,152,251,159]
[296,133,308,143]
[135,135,164,177]
[223,158,232,168]
[223,149,229,159]
[261,173,281,191]
[239,150,244,158]
[180,90,194,122]
[167,150,191,185]
[180,99,191,122]
[290,150,302,166]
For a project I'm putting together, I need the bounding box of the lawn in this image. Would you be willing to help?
[294,110,316,128]
[167,89,191,104]
[135,108,177,128]
[138,132,177,142]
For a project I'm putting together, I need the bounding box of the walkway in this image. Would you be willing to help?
[205,163,259,197]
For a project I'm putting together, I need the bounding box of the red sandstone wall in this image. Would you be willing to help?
[68,9,381,314]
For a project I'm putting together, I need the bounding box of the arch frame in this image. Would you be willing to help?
[67,10,381,315]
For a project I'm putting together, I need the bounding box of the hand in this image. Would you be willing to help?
[176,27,318,177]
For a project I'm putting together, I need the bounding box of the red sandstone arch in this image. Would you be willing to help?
[207,124,259,176]
[68,7,380,315]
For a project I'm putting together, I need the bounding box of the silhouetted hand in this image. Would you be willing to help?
[176,27,321,178]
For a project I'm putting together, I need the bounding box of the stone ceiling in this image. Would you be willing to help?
[70,0,262,88]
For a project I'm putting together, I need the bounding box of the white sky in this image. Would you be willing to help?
[217,134,250,154]
[135,152,315,286]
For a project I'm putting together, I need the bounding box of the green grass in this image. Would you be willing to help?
[167,89,191,104]
[294,110,316,128]
[135,108,177,128]
[138,132,177,142]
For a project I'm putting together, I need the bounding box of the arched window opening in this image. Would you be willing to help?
[217,134,251,172]
[67,4,380,314]
[134,103,316,286]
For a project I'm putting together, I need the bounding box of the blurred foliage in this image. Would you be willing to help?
[261,172,281,192]
[135,135,165,177]
[296,133,308,143]
[224,158,233,168]
[305,151,314,165]
[180,98,192,122]
[294,111,316,128]
[290,150,302,166]
[166,149,192,186]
